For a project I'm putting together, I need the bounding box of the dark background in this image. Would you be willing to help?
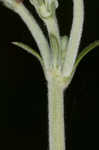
[0,0,99,150]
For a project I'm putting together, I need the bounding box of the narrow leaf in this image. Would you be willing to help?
[74,40,99,69]
[12,42,44,67]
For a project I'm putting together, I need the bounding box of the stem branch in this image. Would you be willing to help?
[16,3,50,70]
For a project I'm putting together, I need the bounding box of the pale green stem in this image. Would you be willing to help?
[15,3,50,70]
[63,0,84,77]
[43,15,61,67]
[44,16,60,44]
[48,78,65,150]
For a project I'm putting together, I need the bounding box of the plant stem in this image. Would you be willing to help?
[44,16,61,67]
[63,0,84,77]
[16,3,50,70]
[48,78,65,150]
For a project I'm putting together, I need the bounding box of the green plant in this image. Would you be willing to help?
[0,0,99,150]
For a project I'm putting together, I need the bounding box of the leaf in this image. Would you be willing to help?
[74,40,99,69]
[12,42,44,67]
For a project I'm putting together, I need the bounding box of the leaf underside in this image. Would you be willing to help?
[74,40,99,69]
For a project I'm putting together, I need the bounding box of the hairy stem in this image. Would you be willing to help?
[44,16,61,67]
[16,3,50,70]
[63,0,84,77]
[48,78,65,150]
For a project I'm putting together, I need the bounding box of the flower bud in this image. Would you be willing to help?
[30,0,58,18]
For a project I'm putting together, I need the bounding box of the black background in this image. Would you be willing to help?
[0,0,99,150]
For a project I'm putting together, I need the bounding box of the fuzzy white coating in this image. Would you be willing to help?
[63,0,84,77]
